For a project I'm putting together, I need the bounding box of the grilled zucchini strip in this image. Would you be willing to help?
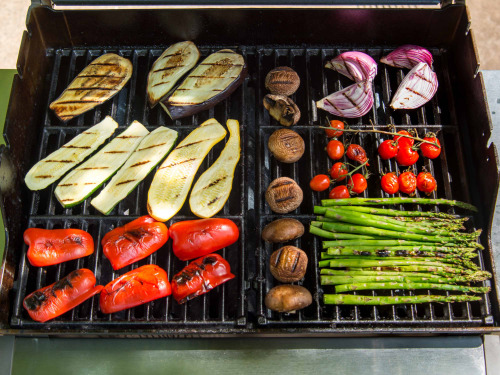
[50,53,133,122]
[189,119,241,218]
[147,41,200,107]
[147,118,227,222]
[55,121,149,208]
[91,126,178,215]
[25,116,118,191]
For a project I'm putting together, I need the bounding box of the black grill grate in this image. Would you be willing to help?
[9,45,495,333]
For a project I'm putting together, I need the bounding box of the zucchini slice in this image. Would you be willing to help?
[25,116,119,191]
[91,126,178,215]
[147,41,200,107]
[55,121,149,208]
[189,119,241,218]
[147,118,227,222]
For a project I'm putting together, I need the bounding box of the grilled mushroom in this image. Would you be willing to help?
[265,177,303,214]
[263,94,301,126]
[265,284,312,313]
[268,129,305,163]
[261,218,305,243]
[270,246,308,282]
[265,66,300,96]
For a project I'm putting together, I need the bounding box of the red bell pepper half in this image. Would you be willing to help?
[23,268,102,323]
[171,253,235,304]
[169,218,239,261]
[24,228,94,267]
[99,264,171,314]
[102,216,169,270]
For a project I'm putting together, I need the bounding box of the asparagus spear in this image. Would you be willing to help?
[326,258,476,270]
[324,294,481,305]
[320,275,474,285]
[320,197,477,212]
[319,269,492,282]
[315,205,462,219]
[325,247,477,260]
[309,225,389,240]
[334,282,490,294]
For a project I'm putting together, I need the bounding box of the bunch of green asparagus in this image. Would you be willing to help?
[309,197,491,305]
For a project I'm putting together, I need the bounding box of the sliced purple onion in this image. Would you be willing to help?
[380,44,433,70]
[325,51,378,82]
[390,62,438,110]
[317,80,373,118]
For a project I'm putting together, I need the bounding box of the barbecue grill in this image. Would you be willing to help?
[0,0,499,337]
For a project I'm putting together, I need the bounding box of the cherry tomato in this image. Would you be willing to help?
[326,139,345,160]
[346,144,369,165]
[329,185,350,199]
[398,171,417,195]
[381,172,399,194]
[420,137,441,159]
[325,120,345,138]
[393,130,414,147]
[396,144,419,166]
[378,140,398,160]
[310,174,331,191]
[417,172,437,195]
[330,162,349,181]
[347,173,368,194]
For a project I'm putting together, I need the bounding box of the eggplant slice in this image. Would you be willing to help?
[49,53,133,122]
[160,49,247,120]
[147,41,200,107]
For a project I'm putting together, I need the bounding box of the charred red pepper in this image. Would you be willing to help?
[171,253,235,304]
[169,218,239,261]
[24,228,94,267]
[23,268,102,323]
[99,264,171,314]
[102,216,169,270]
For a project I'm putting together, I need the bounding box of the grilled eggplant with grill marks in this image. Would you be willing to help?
[55,121,149,208]
[50,53,133,122]
[160,49,247,120]
[147,41,200,107]
[148,118,227,222]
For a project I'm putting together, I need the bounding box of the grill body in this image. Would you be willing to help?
[0,4,499,336]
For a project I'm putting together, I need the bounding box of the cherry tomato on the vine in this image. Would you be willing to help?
[347,173,368,194]
[326,139,345,160]
[381,172,399,194]
[310,174,331,192]
[325,120,345,138]
[346,144,369,165]
[393,130,414,147]
[416,172,437,195]
[420,137,441,159]
[329,162,349,181]
[329,185,350,199]
[378,140,398,160]
[396,145,419,166]
[398,171,417,195]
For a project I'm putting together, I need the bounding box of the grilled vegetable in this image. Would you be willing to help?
[23,269,102,322]
[147,41,200,107]
[265,66,300,96]
[268,128,305,163]
[169,218,239,261]
[55,121,149,208]
[91,126,178,215]
[189,119,240,218]
[171,253,235,304]
[265,284,312,313]
[50,54,133,122]
[24,228,94,267]
[263,94,301,126]
[100,265,171,314]
[102,216,169,270]
[270,246,308,282]
[161,49,247,119]
[25,116,118,191]
[261,218,305,243]
[147,118,227,221]
[265,177,303,214]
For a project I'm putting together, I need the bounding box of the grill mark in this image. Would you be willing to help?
[275,195,294,203]
[186,75,239,79]
[62,145,91,149]
[159,51,183,60]
[415,72,433,84]
[65,87,118,91]
[198,63,243,66]
[269,80,296,85]
[79,166,110,170]
[130,160,151,168]
[176,140,205,149]
[104,150,128,154]
[43,159,73,163]
[116,179,136,186]
[203,175,228,189]
[325,98,341,112]
[116,135,142,139]
[207,196,221,206]
[82,131,97,135]
[151,81,173,88]
[406,87,430,100]
[35,175,54,179]
[84,182,98,185]
[58,183,77,187]
[160,158,196,169]
[74,74,123,79]
[137,142,166,151]
[61,199,75,202]
[152,65,184,74]
[270,180,293,189]
[275,248,284,267]
[342,91,360,109]
[53,100,103,105]
[291,252,300,272]
[89,62,122,67]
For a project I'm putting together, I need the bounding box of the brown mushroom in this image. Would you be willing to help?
[261,218,305,243]
[265,177,303,214]
[270,246,308,283]
[263,94,301,127]
[265,284,312,313]
[265,66,300,96]
[268,129,305,163]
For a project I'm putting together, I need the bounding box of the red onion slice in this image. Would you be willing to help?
[325,51,378,82]
[381,45,433,70]
[390,62,438,110]
[317,80,374,118]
